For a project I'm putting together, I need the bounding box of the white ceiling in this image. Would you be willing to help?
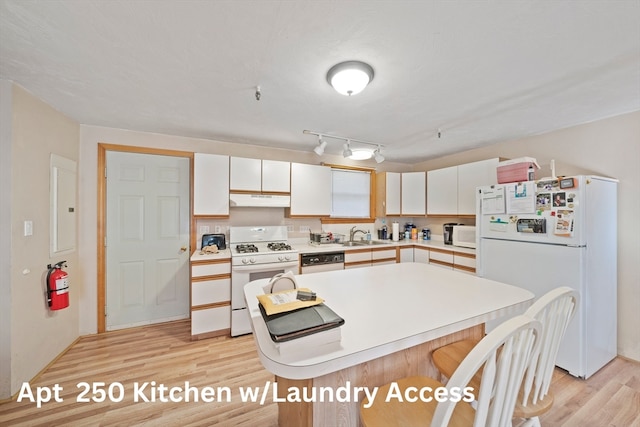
[1,1,639,163]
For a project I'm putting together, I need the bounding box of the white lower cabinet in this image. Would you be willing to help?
[428,247,455,269]
[344,249,372,269]
[399,247,414,263]
[427,247,476,274]
[190,258,231,338]
[413,246,430,264]
[372,248,397,265]
[191,307,230,336]
[453,252,477,274]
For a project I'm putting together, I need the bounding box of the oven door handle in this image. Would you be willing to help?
[232,261,299,272]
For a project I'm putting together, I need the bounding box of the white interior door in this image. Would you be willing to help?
[106,151,190,330]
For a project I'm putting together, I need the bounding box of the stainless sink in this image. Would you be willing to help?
[342,240,390,246]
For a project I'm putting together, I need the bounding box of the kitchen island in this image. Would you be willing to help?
[244,262,534,427]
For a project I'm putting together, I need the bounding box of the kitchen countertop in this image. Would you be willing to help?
[190,248,231,262]
[244,262,533,380]
[188,239,475,261]
[292,238,476,255]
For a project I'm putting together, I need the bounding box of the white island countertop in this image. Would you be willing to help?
[244,262,534,380]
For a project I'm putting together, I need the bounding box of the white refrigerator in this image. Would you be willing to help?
[476,175,617,379]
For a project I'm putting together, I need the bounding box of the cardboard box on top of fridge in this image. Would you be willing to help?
[497,157,541,183]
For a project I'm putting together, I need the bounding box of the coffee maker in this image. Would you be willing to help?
[443,223,461,245]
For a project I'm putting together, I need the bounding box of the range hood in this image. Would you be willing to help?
[229,193,290,208]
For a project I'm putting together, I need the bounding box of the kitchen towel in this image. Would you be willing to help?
[392,222,400,241]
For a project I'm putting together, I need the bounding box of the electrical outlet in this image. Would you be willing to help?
[299,225,310,233]
[214,225,221,233]
[287,225,294,232]
[199,225,210,234]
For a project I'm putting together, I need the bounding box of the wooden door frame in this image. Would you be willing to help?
[97,143,194,333]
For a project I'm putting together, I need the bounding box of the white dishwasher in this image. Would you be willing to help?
[300,251,345,274]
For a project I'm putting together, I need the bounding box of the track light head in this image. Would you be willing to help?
[314,136,327,156]
[374,146,385,163]
[342,142,353,158]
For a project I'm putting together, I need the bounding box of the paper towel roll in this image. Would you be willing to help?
[392,222,400,241]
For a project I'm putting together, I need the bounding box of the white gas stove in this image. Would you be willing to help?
[229,226,299,336]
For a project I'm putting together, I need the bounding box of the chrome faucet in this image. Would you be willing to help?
[350,226,368,241]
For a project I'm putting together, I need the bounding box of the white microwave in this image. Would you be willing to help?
[452,225,476,249]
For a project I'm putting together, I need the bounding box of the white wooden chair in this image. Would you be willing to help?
[360,315,542,427]
[432,287,579,427]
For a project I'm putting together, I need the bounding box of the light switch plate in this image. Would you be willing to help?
[24,220,33,236]
[214,225,221,233]
[199,225,210,234]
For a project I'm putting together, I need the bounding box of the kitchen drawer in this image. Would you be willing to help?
[429,248,454,268]
[454,252,476,274]
[191,261,231,278]
[453,253,476,269]
[371,248,396,261]
[371,259,396,266]
[345,250,372,263]
[191,305,230,336]
[344,263,370,269]
[192,278,231,306]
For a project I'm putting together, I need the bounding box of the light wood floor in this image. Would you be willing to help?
[0,320,638,426]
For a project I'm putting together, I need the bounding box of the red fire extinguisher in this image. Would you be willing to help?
[46,261,69,310]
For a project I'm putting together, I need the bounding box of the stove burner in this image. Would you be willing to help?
[236,244,258,253]
[267,242,292,251]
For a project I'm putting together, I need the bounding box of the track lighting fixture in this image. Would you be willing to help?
[314,136,327,156]
[342,141,353,158]
[303,130,385,163]
[374,146,385,163]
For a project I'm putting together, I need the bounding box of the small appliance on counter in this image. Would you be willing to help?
[443,223,462,245]
[452,225,476,249]
[201,233,226,249]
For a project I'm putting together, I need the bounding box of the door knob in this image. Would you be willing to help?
[180,246,187,253]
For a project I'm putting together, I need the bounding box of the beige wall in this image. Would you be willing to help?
[2,83,80,398]
[413,111,640,361]
[1,81,13,399]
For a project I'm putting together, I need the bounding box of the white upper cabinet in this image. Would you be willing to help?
[427,166,458,215]
[401,172,426,216]
[230,157,290,193]
[376,172,401,216]
[427,158,499,216]
[193,153,229,216]
[288,163,331,216]
[457,158,498,215]
[230,157,261,191]
[262,159,290,193]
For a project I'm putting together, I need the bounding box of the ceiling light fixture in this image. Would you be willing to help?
[326,61,374,96]
[313,135,327,155]
[303,130,385,163]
